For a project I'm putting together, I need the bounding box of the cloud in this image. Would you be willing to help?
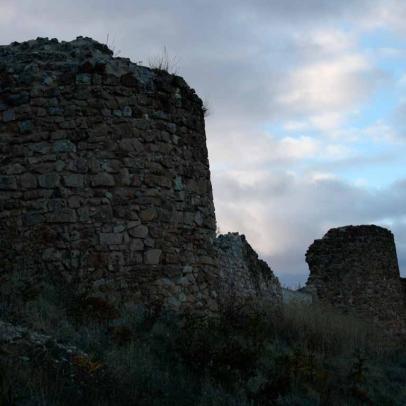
[214,170,406,286]
[359,0,406,33]
[277,55,382,115]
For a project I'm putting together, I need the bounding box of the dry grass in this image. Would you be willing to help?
[273,301,385,357]
[0,275,404,405]
[148,46,178,74]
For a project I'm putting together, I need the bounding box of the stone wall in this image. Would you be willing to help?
[306,225,406,336]
[215,233,282,308]
[0,37,218,313]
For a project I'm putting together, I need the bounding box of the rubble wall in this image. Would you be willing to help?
[0,37,218,313]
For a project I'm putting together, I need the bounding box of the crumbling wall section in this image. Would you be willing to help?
[215,233,282,308]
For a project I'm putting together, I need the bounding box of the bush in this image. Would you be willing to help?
[0,285,405,405]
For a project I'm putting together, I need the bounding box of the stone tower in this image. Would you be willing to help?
[0,37,218,313]
[306,225,406,336]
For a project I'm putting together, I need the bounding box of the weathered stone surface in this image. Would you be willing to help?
[91,173,115,187]
[5,163,25,175]
[53,140,77,153]
[119,138,143,153]
[215,233,282,308]
[18,120,33,134]
[20,173,37,189]
[2,109,15,122]
[306,225,406,337]
[140,207,157,222]
[130,238,144,251]
[144,249,162,265]
[0,176,17,190]
[100,233,123,245]
[0,36,218,315]
[38,173,60,188]
[128,225,149,239]
[46,208,77,223]
[64,174,85,188]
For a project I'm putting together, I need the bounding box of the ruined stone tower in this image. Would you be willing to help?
[0,37,218,312]
[306,225,406,335]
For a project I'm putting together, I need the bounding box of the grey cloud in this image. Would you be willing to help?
[0,0,384,125]
[213,172,406,285]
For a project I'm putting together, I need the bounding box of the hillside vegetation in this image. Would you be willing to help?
[1,280,406,405]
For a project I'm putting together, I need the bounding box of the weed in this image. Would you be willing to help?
[148,46,178,74]
[0,281,404,405]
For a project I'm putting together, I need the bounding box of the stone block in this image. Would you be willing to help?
[100,233,123,245]
[18,120,33,134]
[140,207,157,222]
[46,208,77,223]
[91,173,115,187]
[0,176,17,190]
[38,173,60,188]
[78,207,90,221]
[122,106,132,117]
[128,225,148,239]
[120,73,138,87]
[113,224,126,233]
[117,168,131,186]
[64,174,85,188]
[119,138,143,153]
[6,163,25,175]
[53,140,76,153]
[2,109,15,122]
[76,73,92,85]
[144,249,162,265]
[68,196,82,208]
[23,212,44,226]
[130,238,144,251]
[21,173,37,189]
[28,142,50,154]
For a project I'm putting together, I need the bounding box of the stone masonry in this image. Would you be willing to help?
[306,225,406,336]
[0,37,219,313]
[215,233,282,309]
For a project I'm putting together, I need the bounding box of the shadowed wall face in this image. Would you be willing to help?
[0,37,218,313]
[215,233,282,308]
[306,225,406,335]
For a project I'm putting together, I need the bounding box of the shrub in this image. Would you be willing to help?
[0,282,405,405]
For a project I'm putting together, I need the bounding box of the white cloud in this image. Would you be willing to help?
[308,112,345,131]
[359,0,406,33]
[310,172,338,182]
[277,55,379,115]
[363,121,401,142]
[294,28,357,60]
[278,136,320,159]
[213,170,406,284]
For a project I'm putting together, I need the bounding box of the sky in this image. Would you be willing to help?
[1,0,406,286]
